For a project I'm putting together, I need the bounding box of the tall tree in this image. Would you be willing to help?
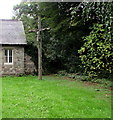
[72,2,113,77]
[13,2,88,73]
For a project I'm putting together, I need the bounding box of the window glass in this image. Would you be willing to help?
[5,50,8,63]
[9,57,12,63]
[9,50,12,56]
[4,49,13,64]
[5,50,8,56]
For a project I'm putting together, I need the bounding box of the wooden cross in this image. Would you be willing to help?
[37,16,42,80]
[37,16,50,80]
[29,16,50,80]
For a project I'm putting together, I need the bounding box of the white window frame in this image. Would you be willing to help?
[4,49,13,65]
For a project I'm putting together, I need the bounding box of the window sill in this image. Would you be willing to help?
[4,63,13,65]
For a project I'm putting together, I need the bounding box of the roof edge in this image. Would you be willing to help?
[1,43,27,45]
[0,19,19,21]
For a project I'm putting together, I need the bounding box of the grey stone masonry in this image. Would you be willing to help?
[0,46,2,76]
[1,46,25,75]
[24,53,37,74]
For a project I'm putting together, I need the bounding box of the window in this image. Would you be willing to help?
[4,49,13,64]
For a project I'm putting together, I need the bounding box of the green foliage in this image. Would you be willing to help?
[57,70,67,76]
[13,2,87,73]
[78,23,113,77]
[13,2,113,79]
[40,2,87,73]
[13,2,39,46]
[57,73,112,88]
[72,2,113,24]
[68,74,91,81]
[71,2,113,78]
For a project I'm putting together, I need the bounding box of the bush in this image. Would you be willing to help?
[78,24,113,78]
[57,70,67,76]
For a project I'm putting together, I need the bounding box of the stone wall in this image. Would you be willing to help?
[1,46,25,75]
[0,46,2,76]
[24,53,37,74]
[1,46,36,76]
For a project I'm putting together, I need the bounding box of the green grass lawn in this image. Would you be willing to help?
[2,75,111,118]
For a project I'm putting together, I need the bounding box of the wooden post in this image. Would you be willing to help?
[37,16,42,80]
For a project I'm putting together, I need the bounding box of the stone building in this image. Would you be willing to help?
[0,19,36,75]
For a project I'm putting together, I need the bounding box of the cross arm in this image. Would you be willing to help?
[28,27,50,33]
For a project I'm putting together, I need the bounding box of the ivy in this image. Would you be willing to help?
[78,23,113,77]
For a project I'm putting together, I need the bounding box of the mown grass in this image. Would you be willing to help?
[2,75,111,118]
